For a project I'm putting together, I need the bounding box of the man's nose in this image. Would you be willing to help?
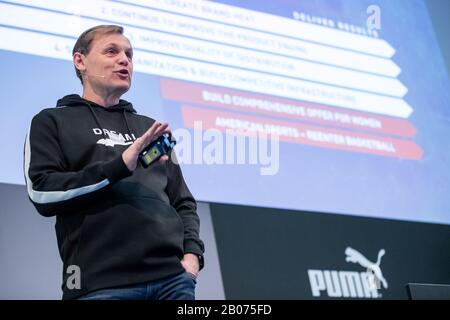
[118,52,130,66]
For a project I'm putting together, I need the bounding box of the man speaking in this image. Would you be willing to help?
[24,25,204,300]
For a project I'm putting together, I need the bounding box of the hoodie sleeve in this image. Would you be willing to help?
[165,153,205,260]
[24,110,132,217]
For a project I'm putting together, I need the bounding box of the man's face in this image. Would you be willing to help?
[81,33,133,96]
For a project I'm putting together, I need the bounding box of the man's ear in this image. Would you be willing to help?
[73,52,86,74]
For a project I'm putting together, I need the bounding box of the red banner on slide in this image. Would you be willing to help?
[181,105,423,160]
[161,79,416,138]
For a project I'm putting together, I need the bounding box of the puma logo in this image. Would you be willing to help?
[308,247,388,298]
[96,138,132,147]
[345,247,388,289]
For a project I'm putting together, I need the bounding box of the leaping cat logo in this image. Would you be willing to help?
[96,132,133,147]
[345,247,388,289]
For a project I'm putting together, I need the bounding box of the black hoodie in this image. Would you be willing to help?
[24,94,204,299]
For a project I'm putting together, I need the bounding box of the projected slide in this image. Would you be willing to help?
[1,0,449,224]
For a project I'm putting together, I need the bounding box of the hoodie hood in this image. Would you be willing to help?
[56,94,136,113]
[56,94,136,142]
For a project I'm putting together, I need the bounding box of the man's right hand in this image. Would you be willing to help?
[122,121,170,171]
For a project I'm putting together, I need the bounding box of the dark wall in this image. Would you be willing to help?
[211,203,450,299]
[427,0,450,75]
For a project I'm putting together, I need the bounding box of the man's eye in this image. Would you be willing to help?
[106,48,116,54]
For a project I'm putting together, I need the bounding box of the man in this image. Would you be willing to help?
[24,25,204,300]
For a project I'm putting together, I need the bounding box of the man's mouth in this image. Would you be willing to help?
[114,69,130,78]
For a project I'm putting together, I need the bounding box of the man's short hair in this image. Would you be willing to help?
[72,25,124,84]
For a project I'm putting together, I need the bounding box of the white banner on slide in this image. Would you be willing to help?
[3,0,401,77]
[117,0,396,58]
[0,2,407,97]
[0,27,413,118]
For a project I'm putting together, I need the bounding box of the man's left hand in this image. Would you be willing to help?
[181,253,200,278]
